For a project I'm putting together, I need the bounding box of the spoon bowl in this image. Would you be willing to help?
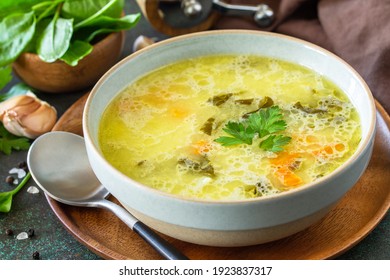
[27,131,106,206]
[27,131,188,260]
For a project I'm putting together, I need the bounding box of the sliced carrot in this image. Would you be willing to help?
[270,152,300,166]
[324,145,333,154]
[335,143,345,152]
[270,153,303,187]
[274,166,303,187]
[311,143,346,157]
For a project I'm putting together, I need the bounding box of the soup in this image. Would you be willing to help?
[99,55,361,200]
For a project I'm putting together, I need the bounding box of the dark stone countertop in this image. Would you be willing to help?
[0,2,388,260]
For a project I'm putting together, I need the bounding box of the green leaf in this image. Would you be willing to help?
[0,65,12,91]
[73,0,124,29]
[0,93,10,102]
[214,121,254,146]
[260,135,291,152]
[0,172,31,213]
[215,105,291,152]
[62,0,124,24]
[248,106,287,138]
[0,11,36,66]
[33,0,64,23]
[0,192,13,213]
[0,123,31,155]
[214,136,249,146]
[24,17,51,53]
[75,13,140,29]
[74,14,140,42]
[37,15,73,63]
[0,0,42,19]
[60,40,93,66]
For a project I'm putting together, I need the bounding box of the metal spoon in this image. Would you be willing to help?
[27,131,188,260]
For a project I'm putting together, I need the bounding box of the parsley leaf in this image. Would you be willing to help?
[0,123,31,155]
[0,93,11,102]
[247,106,287,137]
[214,121,254,146]
[259,135,292,152]
[214,105,291,152]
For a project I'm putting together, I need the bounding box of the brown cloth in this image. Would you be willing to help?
[214,0,390,113]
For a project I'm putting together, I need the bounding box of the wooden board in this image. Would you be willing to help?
[51,93,390,259]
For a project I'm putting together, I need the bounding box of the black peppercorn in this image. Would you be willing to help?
[32,251,40,260]
[5,176,14,184]
[5,229,13,236]
[27,228,35,238]
[18,161,29,172]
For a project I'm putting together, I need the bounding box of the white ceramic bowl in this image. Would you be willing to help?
[83,30,376,247]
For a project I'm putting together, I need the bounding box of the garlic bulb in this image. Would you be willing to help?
[0,92,57,139]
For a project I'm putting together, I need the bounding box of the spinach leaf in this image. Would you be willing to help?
[37,12,73,63]
[60,40,93,66]
[0,0,42,19]
[0,172,31,213]
[33,0,64,22]
[73,0,123,29]
[62,0,123,24]
[75,14,140,43]
[0,193,13,213]
[0,11,36,67]
[23,17,51,53]
[76,13,140,30]
[0,66,12,91]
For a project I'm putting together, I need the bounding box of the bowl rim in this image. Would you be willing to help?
[83,29,377,205]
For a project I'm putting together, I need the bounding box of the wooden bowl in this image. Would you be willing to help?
[12,31,125,93]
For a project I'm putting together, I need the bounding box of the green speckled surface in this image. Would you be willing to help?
[0,2,388,260]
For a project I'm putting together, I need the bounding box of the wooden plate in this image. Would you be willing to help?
[50,93,390,260]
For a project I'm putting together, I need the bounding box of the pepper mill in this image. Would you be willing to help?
[140,0,275,36]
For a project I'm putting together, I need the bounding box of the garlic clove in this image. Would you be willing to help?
[132,35,156,52]
[17,101,57,138]
[0,94,37,118]
[0,92,57,139]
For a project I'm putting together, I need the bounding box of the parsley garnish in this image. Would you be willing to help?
[215,121,255,146]
[0,123,31,155]
[259,134,292,152]
[215,106,291,152]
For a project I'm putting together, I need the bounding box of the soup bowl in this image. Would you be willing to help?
[83,30,376,247]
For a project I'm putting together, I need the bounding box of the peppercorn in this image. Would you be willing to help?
[18,161,29,172]
[32,251,40,260]
[27,228,35,238]
[5,229,13,236]
[18,161,27,169]
[5,176,14,184]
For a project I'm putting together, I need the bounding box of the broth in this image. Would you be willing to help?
[99,55,361,200]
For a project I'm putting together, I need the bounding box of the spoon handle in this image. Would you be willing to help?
[98,199,189,260]
[133,221,189,260]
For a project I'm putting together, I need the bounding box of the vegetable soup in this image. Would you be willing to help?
[99,55,361,200]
